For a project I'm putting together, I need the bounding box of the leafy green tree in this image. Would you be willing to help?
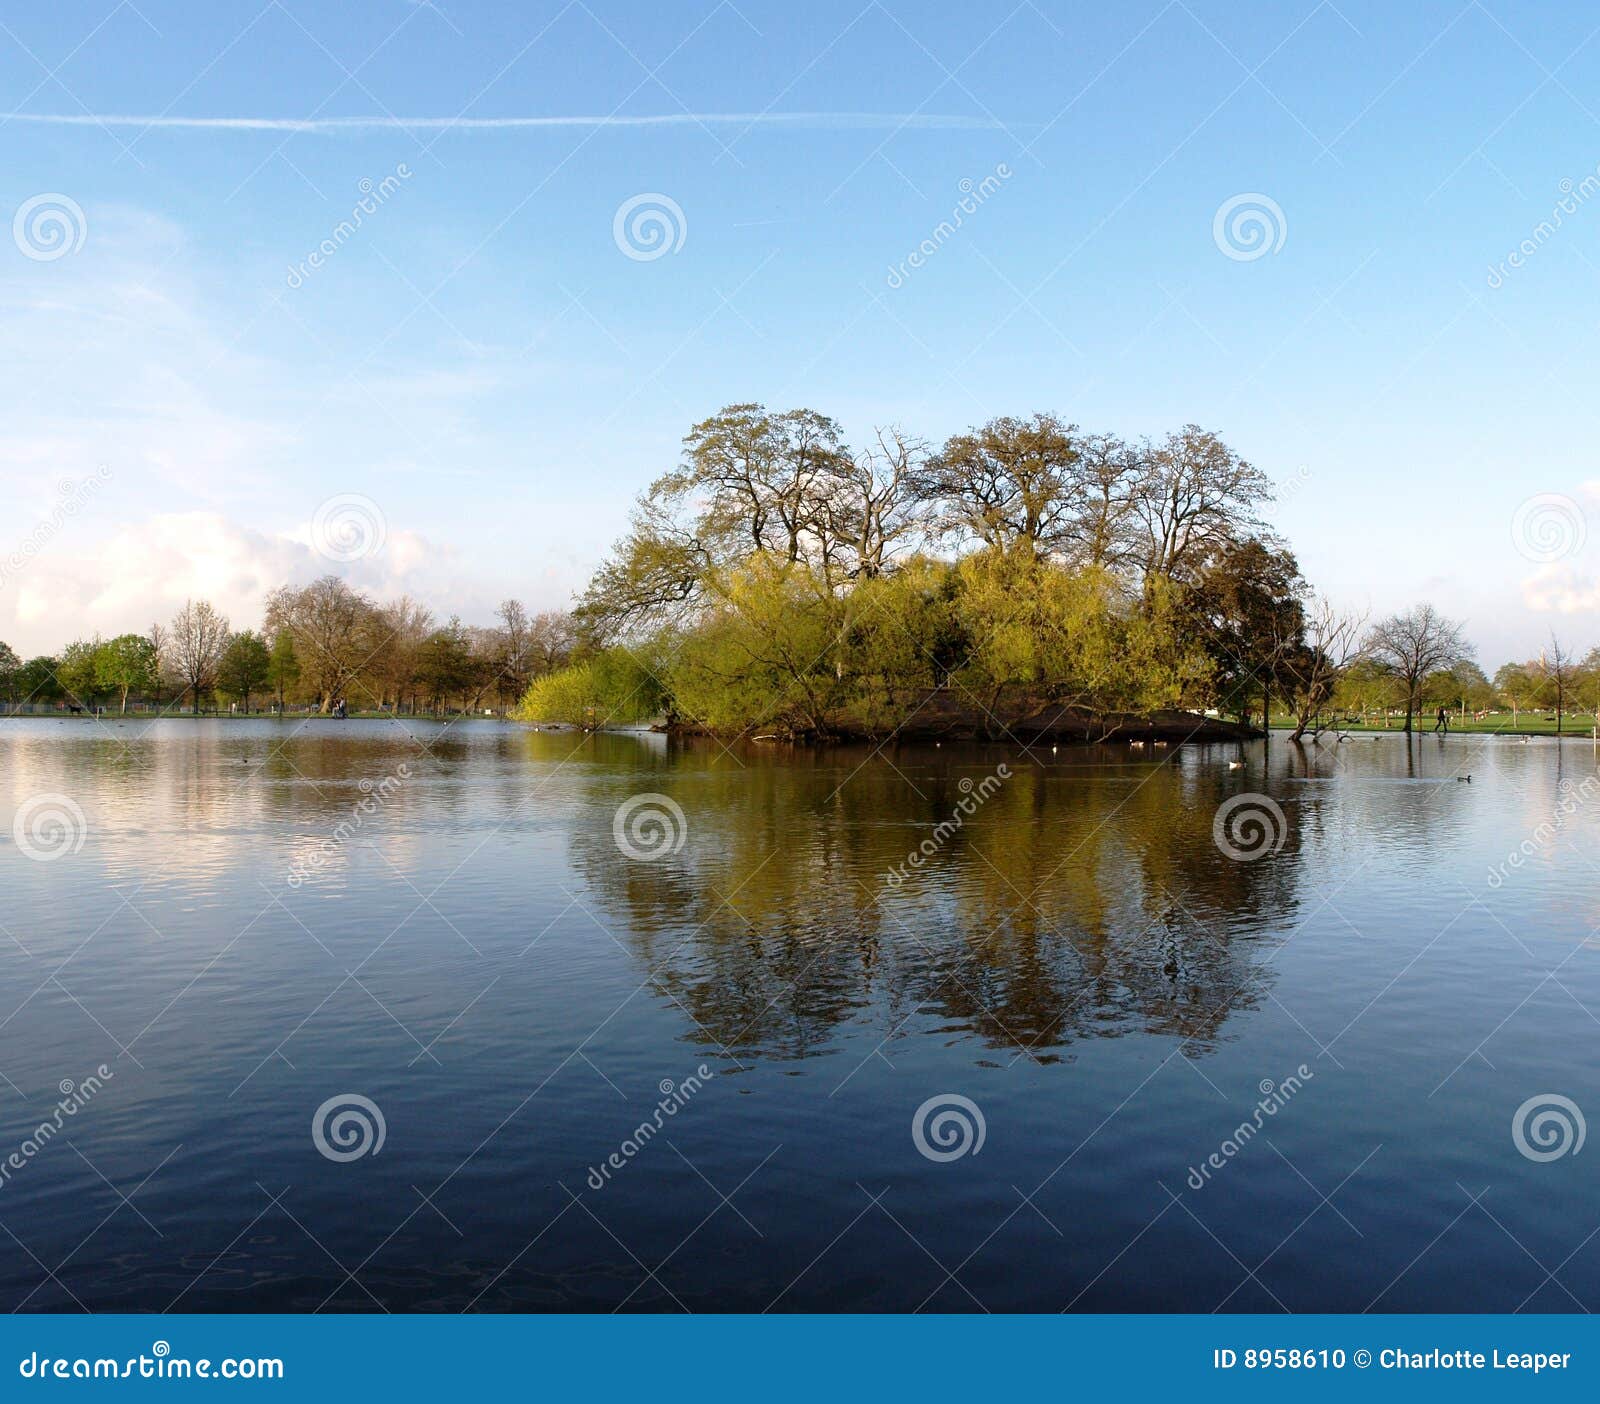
[58,638,104,709]
[96,634,158,714]
[217,630,271,713]
[0,642,20,707]
[1492,662,1534,724]
[668,557,846,735]
[514,647,666,727]
[267,629,301,712]
[17,656,63,707]
[1182,540,1306,726]
[414,619,476,714]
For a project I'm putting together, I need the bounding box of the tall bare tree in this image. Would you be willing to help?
[824,427,926,579]
[1279,598,1367,741]
[1541,632,1575,735]
[170,600,231,714]
[1365,604,1470,733]
[1130,425,1274,582]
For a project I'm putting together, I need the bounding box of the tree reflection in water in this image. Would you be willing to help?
[569,737,1305,1064]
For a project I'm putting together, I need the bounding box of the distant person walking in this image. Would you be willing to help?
[1433,706,1449,735]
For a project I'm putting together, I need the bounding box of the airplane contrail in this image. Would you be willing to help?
[1,111,1011,134]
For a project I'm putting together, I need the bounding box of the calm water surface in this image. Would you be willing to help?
[2,717,1597,1312]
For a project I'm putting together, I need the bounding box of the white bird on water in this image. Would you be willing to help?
[1227,760,1244,770]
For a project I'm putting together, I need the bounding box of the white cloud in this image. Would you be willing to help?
[0,510,492,654]
[1522,561,1600,615]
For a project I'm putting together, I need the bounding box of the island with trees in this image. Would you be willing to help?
[1,405,1593,745]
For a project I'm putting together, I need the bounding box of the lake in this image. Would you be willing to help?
[1,716,1596,1312]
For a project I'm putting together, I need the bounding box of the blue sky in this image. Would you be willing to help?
[3,0,1599,662]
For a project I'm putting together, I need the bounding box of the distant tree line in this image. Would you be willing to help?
[0,587,576,718]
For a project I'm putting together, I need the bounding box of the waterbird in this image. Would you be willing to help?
[1457,775,1472,783]
[1227,760,1243,770]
